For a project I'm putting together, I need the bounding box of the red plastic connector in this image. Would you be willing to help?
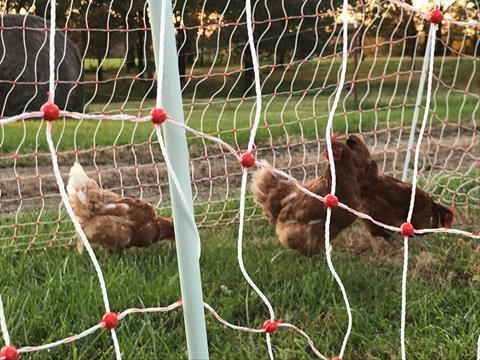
[324,194,339,209]
[0,346,18,360]
[262,319,282,333]
[150,107,168,125]
[101,312,120,330]
[400,222,415,237]
[240,152,256,168]
[40,102,60,121]
[429,7,444,24]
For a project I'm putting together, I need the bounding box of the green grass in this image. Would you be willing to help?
[0,58,479,359]
[0,220,478,359]
[0,92,477,154]
[1,57,478,153]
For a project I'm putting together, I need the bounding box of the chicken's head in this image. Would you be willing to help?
[442,204,455,228]
[346,135,372,165]
[346,134,378,186]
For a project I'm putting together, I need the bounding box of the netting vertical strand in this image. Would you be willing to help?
[401,20,435,181]
[45,126,123,359]
[477,334,480,360]
[147,1,209,359]
[401,20,438,360]
[152,0,200,258]
[48,0,56,102]
[323,0,352,357]
[0,296,10,349]
[0,0,478,358]
[237,0,276,357]
[43,0,121,358]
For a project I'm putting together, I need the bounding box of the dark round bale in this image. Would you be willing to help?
[0,14,83,116]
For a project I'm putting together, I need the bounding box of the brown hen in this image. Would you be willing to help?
[346,135,454,238]
[67,163,174,253]
[251,140,361,256]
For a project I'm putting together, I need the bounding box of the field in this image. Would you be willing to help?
[0,56,479,359]
[1,222,479,359]
[2,57,480,153]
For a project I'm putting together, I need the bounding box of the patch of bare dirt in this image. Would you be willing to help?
[0,123,478,217]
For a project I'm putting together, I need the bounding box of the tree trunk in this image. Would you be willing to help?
[137,31,145,74]
[178,49,187,87]
[435,20,445,56]
[406,16,417,61]
[243,46,254,96]
[276,46,286,67]
[146,35,156,99]
[176,25,188,87]
[126,43,135,73]
[97,58,103,82]
[420,31,428,59]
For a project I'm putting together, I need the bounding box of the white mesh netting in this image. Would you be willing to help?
[0,0,479,359]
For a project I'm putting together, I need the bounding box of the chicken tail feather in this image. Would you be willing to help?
[156,217,175,241]
[67,162,90,204]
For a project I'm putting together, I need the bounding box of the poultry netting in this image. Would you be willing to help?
[1,0,479,250]
[0,0,479,359]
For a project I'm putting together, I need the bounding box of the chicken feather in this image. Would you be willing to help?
[251,141,361,256]
[67,163,174,253]
[346,135,454,238]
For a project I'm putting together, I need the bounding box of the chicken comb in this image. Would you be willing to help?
[449,202,455,214]
[449,203,456,219]
[330,133,338,143]
[443,202,455,228]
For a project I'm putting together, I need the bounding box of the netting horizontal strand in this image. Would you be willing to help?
[0,112,43,125]
[16,302,182,355]
[389,0,480,27]
[17,324,103,354]
[204,302,329,360]
[202,302,265,334]
[0,77,156,87]
[178,128,478,234]
[3,114,478,239]
[2,119,478,246]
[0,298,333,359]
[0,87,476,126]
[1,0,479,358]
[0,116,478,242]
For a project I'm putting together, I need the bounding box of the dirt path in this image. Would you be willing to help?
[1,124,478,215]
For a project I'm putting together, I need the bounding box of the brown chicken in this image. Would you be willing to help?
[346,135,454,238]
[67,163,174,253]
[251,139,361,256]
